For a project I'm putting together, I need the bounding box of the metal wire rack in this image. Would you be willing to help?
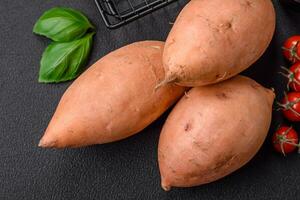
[94,0,177,29]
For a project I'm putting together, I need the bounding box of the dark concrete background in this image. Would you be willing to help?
[1,0,300,199]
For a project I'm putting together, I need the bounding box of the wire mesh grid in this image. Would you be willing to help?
[94,0,177,28]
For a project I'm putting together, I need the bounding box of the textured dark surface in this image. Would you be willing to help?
[1,0,300,199]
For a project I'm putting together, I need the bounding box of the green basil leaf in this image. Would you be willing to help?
[39,32,94,83]
[33,7,94,42]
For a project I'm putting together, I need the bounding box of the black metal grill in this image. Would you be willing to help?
[94,0,177,29]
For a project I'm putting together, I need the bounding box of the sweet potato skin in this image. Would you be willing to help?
[163,0,275,86]
[158,76,274,190]
[39,41,186,148]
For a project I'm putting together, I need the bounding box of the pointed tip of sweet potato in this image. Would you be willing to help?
[38,128,60,148]
[161,177,172,192]
[38,138,57,148]
[38,118,78,149]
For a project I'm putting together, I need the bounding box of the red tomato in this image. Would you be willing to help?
[272,126,299,155]
[282,36,300,63]
[279,63,300,91]
[278,92,300,121]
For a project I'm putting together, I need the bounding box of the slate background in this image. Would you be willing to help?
[1,0,300,199]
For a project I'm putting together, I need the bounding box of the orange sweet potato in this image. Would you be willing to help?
[162,0,275,87]
[39,41,186,148]
[158,76,274,191]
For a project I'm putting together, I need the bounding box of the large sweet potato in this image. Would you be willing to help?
[162,0,275,87]
[158,76,274,191]
[39,41,186,148]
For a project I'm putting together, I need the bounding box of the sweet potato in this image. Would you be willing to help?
[161,0,275,87]
[39,41,186,148]
[158,76,274,191]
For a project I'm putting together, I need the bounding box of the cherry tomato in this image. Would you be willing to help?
[272,126,299,155]
[279,63,300,91]
[282,35,300,63]
[278,92,300,121]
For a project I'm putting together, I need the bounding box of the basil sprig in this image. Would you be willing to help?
[39,33,94,83]
[33,7,94,42]
[33,7,95,83]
